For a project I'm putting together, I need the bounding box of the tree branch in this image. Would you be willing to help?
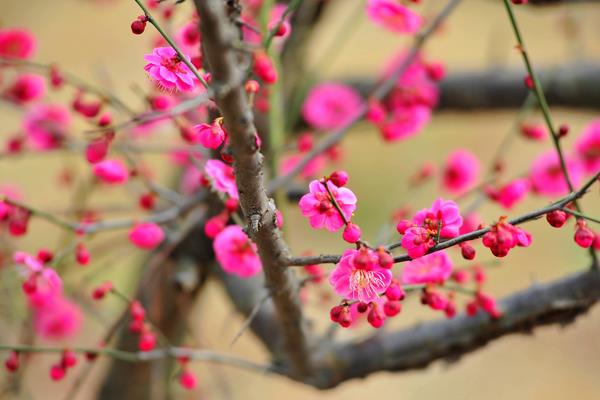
[194,0,310,377]
[310,267,600,388]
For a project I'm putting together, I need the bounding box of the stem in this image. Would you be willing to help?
[132,0,209,89]
[562,208,600,225]
[502,0,597,266]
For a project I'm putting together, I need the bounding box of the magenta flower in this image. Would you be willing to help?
[575,119,600,173]
[279,153,326,179]
[213,225,262,278]
[144,47,197,92]
[413,198,463,239]
[401,250,453,285]
[379,105,430,142]
[33,296,82,341]
[22,104,71,151]
[529,150,583,196]
[298,180,357,232]
[194,120,225,149]
[0,28,36,59]
[302,83,362,130]
[92,159,129,185]
[366,0,422,34]
[401,226,435,259]
[205,159,238,199]
[442,149,480,194]
[485,178,530,209]
[6,74,45,104]
[128,222,165,250]
[329,248,393,303]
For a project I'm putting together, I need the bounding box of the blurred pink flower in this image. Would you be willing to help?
[298,180,357,232]
[144,47,197,92]
[485,178,530,209]
[22,104,71,151]
[128,222,165,250]
[213,225,262,278]
[302,83,362,130]
[529,150,583,196]
[329,248,393,303]
[205,159,238,199]
[0,28,36,59]
[442,149,480,194]
[279,153,326,179]
[33,296,82,341]
[379,105,430,142]
[93,159,129,185]
[5,74,45,104]
[575,119,600,173]
[366,0,422,34]
[401,250,453,285]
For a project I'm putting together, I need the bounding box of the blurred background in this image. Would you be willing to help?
[1,0,600,399]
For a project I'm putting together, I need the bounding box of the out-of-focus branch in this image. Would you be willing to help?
[194,0,310,377]
[267,0,464,193]
[344,63,600,110]
[310,267,600,389]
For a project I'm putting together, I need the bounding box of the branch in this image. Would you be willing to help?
[284,171,599,267]
[345,63,600,111]
[310,267,600,388]
[194,0,310,377]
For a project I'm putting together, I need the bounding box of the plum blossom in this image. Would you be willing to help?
[22,104,71,151]
[401,226,435,259]
[298,180,357,232]
[279,153,326,179]
[144,47,197,92]
[442,149,480,194]
[413,198,463,239]
[194,119,226,149]
[379,105,430,142]
[329,248,393,303]
[5,74,46,104]
[0,28,36,59]
[482,217,532,257]
[575,119,600,173]
[93,159,129,185]
[205,159,238,199]
[529,150,583,196]
[302,83,362,130]
[401,250,453,285]
[485,178,530,209]
[128,222,165,250]
[366,0,422,34]
[213,225,262,278]
[33,296,82,341]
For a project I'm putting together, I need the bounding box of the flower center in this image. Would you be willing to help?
[161,55,185,73]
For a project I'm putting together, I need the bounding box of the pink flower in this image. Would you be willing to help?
[401,226,435,259]
[144,47,197,92]
[213,225,262,278]
[530,150,583,196]
[384,52,439,108]
[485,178,530,209]
[5,74,45,104]
[22,104,71,151]
[442,149,480,194]
[128,222,165,249]
[401,250,453,285]
[298,180,357,232]
[33,296,82,341]
[93,159,129,185]
[193,120,225,149]
[366,0,422,34]
[329,248,393,303]
[175,21,201,56]
[413,198,463,239]
[520,122,547,141]
[302,83,362,130]
[459,212,482,235]
[379,105,430,142]
[0,28,36,59]
[482,217,532,257]
[575,119,600,173]
[279,153,326,179]
[180,165,203,195]
[205,159,238,199]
